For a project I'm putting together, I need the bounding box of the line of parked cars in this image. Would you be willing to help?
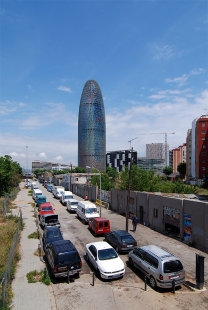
[35,180,185,288]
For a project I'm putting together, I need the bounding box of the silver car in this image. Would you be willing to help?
[128,245,185,289]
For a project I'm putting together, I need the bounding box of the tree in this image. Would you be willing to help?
[163,166,173,176]
[177,162,186,179]
[0,155,22,196]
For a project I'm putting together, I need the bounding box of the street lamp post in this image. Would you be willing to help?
[86,166,102,217]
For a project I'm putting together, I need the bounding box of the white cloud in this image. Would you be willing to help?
[190,68,206,75]
[165,74,188,86]
[28,85,32,90]
[10,152,19,157]
[55,156,63,161]
[57,86,72,93]
[39,152,47,158]
[152,45,175,60]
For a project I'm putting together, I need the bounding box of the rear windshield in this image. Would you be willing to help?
[121,235,135,242]
[163,260,183,273]
[41,207,53,211]
[57,252,80,265]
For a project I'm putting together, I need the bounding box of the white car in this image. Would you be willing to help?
[85,241,125,280]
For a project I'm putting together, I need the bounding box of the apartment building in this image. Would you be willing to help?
[172,143,186,173]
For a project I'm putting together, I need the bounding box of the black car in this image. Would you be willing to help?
[42,226,63,251]
[45,240,82,279]
[104,230,137,253]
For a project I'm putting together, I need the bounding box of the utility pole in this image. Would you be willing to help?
[126,147,133,232]
[70,162,72,191]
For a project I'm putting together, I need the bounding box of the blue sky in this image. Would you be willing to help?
[0,0,207,170]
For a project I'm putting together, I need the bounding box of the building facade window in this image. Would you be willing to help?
[203,145,206,148]
[202,130,206,134]
[202,152,206,156]
[202,123,206,127]
[202,138,205,141]
[202,167,205,171]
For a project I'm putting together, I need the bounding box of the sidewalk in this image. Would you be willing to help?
[11,183,55,310]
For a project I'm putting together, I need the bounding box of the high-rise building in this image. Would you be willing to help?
[78,80,106,171]
[186,115,208,180]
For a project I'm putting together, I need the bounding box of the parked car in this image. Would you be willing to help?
[104,230,137,253]
[39,203,54,218]
[128,245,185,289]
[36,195,47,208]
[42,226,63,251]
[60,191,73,205]
[66,198,78,213]
[76,201,99,224]
[40,214,60,229]
[88,217,110,236]
[85,241,125,280]
[47,185,54,192]
[45,240,82,278]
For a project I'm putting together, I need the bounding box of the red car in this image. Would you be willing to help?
[88,217,110,237]
[39,202,55,217]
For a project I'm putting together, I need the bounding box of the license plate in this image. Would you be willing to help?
[170,275,179,279]
[58,267,67,271]
[127,245,133,247]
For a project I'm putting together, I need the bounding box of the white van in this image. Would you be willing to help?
[32,189,42,200]
[67,198,78,213]
[31,182,38,189]
[53,186,64,199]
[60,191,73,205]
[76,201,99,224]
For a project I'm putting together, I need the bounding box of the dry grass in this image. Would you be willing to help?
[0,217,19,274]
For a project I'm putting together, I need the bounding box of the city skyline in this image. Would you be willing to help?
[0,1,207,169]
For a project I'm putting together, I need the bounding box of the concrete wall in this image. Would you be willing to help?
[184,200,208,252]
[110,188,208,253]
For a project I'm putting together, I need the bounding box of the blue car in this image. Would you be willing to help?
[42,226,63,251]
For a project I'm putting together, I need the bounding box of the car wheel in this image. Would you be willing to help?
[82,219,85,225]
[150,276,157,289]
[93,230,97,237]
[129,258,134,268]
[115,246,119,253]
[49,266,54,279]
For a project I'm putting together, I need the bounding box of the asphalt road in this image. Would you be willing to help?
[38,182,208,310]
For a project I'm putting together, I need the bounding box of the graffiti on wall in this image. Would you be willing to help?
[184,214,192,241]
[163,206,180,227]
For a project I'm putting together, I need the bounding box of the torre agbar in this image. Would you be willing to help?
[78,80,106,171]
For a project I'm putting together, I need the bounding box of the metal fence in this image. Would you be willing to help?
[1,186,20,218]
[0,209,22,309]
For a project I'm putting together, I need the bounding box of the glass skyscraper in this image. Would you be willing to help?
[78,80,106,171]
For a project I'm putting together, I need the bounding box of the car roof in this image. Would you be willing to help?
[140,245,175,260]
[87,241,112,250]
[111,230,132,236]
[68,198,78,203]
[40,202,52,207]
[92,217,109,222]
[51,240,77,253]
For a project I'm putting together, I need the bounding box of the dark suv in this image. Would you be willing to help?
[45,240,82,278]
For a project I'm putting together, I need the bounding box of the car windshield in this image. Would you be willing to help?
[71,202,78,205]
[65,195,73,199]
[163,260,183,273]
[46,231,62,238]
[41,207,53,211]
[85,208,97,214]
[98,248,118,260]
[121,235,135,242]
